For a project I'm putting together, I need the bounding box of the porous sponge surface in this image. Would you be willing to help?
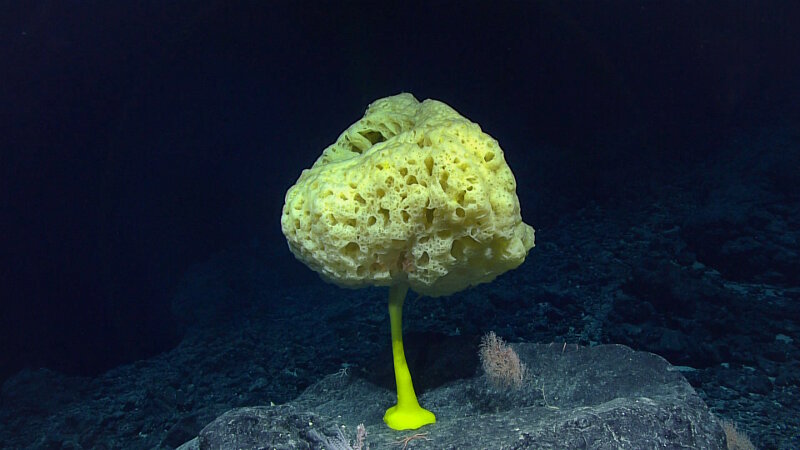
[281,93,534,297]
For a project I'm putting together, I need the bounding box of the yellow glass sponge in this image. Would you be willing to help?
[281,93,534,297]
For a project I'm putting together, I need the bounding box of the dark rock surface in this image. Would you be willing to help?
[178,344,725,450]
[1,126,797,449]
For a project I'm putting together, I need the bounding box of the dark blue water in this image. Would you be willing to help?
[2,2,798,448]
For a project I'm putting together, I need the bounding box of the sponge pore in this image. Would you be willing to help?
[281,93,534,297]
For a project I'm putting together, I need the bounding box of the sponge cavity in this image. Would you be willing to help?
[281,93,534,297]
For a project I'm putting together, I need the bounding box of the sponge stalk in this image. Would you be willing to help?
[383,283,436,430]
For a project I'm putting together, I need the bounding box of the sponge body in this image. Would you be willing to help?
[281,93,534,297]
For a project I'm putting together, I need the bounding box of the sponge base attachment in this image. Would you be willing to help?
[383,283,436,430]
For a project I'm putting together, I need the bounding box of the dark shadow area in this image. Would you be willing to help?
[2,1,798,387]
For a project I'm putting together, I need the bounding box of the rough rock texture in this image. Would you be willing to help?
[2,127,796,449]
[179,344,726,450]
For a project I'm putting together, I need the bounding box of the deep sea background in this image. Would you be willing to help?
[1,1,799,449]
